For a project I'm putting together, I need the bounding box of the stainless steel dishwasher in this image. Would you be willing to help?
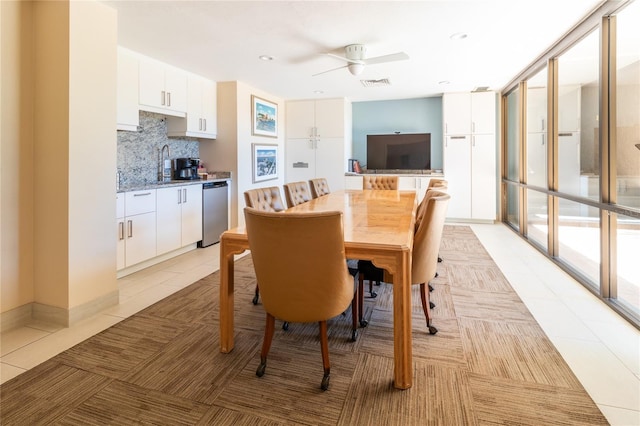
[199,181,229,247]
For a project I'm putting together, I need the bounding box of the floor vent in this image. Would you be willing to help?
[361,78,391,87]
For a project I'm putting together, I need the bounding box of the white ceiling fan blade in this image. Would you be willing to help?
[326,52,364,65]
[364,52,409,65]
[312,64,348,77]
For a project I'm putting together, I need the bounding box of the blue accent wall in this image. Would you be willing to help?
[352,97,443,170]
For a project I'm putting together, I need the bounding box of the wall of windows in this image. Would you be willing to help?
[501,0,640,327]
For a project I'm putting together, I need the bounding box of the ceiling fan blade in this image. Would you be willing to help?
[364,52,409,65]
[312,64,348,77]
[326,53,363,65]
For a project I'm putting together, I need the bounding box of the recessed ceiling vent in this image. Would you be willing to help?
[472,86,490,92]
[361,78,391,87]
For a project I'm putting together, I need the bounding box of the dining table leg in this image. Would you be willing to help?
[392,249,413,389]
[219,235,243,353]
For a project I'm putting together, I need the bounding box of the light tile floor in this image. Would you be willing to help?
[1,223,638,425]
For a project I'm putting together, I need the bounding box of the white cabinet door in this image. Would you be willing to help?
[167,76,217,139]
[286,100,315,139]
[444,135,472,218]
[201,79,217,138]
[443,93,471,135]
[315,99,345,138]
[156,187,183,255]
[471,134,497,220]
[181,185,203,246]
[116,48,139,131]
[315,137,345,192]
[116,193,125,270]
[125,211,156,267]
[471,92,496,134]
[345,175,363,190]
[138,56,187,117]
[286,138,317,183]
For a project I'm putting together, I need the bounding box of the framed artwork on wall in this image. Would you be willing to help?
[251,95,278,138]
[252,143,278,183]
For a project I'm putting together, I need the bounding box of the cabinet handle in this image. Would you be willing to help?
[177,189,182,204]
[183,188,187,203]
[118,221,125,240]
[472,122,476,133]
[127,220,133,238]
[203,119,206,131]
[542,134,545,145]
[133,192,152,197]
[541,119,545,132]
[161,91,166,106]
[167,92,171,107]
[199,118,202,131]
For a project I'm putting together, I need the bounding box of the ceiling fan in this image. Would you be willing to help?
[313,44,409,77]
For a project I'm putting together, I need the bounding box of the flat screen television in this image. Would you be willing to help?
[366,133,431,171]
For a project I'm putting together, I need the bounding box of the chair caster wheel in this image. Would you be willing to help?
[429,301,436,309]
[435,272,439,278]
[252,294,259,305]
[438,256,443,263]
[369,292,377,299]
[359,319,368,328]
[321,373,330,391]
[256,362,266,377]
[428,284,434,292]
[428,325,438,335]
[351,330,358,342]
[282,321,289,331]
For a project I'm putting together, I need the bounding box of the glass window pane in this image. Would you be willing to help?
[557,198,600,288]
[616,212,640,317]
[506,182,519,230]
[527,189,548,250]
[557,30,600,199]
[615,0,640,209]
[506,89,520,182]
[527,68,548,188]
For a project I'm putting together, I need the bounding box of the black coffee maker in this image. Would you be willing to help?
[173,158,200,180]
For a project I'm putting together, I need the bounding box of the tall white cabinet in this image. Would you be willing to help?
[285,98,352,192]
[443,92,497,221]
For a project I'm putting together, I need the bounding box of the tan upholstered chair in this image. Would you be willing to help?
[309,178,331,198]
[363,175,398,190]
[244,186,286,213]
[244,208,355,390]
[427,178,448,191]
[358,191,450,334]
[244,186,285,306]
[283,181,312,208]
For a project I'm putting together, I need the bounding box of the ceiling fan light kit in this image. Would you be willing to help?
[314,43,409,77]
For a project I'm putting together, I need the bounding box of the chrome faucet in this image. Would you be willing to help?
[159,144,171,181]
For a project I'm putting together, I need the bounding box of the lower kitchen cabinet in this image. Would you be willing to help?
[118,190,157,269]
[156,184,202,255]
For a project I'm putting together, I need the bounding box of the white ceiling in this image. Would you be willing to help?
[102,0,606,102]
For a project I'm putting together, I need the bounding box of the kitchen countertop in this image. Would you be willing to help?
[118,172,231,193]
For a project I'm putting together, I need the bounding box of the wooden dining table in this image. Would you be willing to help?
[218,189,418,389]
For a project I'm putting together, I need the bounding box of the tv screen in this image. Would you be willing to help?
[366,133,431,171]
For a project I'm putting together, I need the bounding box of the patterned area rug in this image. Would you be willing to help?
[0,225,607,425]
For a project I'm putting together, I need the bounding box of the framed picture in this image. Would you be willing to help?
[252,143,278,183]
[251,95,278,138]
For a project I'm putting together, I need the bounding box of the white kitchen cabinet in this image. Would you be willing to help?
[285,98,351,193]
[122,190,157,268]
[156,184,202,255]
[117,47,139,131]
[345,175,363,190]
[443,92,496,135]
[167,75,217,139]
[443,92,497,221]
[138,56,187,117]
[116,193,125,270]
[398,176,437,201]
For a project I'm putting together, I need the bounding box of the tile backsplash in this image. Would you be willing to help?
[117,111,199,188]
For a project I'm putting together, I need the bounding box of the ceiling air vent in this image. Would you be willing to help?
[361,78,391,87]
[472,86,490,92]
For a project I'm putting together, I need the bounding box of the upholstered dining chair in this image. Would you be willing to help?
[244,186,286,306]
[357,191,450,335]
[283,181,312,208]
[309,178,331,198]
[244,208,355,391]
[363,175,398,190]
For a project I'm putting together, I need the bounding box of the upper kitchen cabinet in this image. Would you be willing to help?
[167,74,217,139]
[443,91,496,135]
[138,56,187,117]
[286,98,346,139]
[117,47,139,131]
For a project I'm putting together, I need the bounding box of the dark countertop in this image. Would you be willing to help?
[118,172,231,193]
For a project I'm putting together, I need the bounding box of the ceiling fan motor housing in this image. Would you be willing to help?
[345,44,366,60]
